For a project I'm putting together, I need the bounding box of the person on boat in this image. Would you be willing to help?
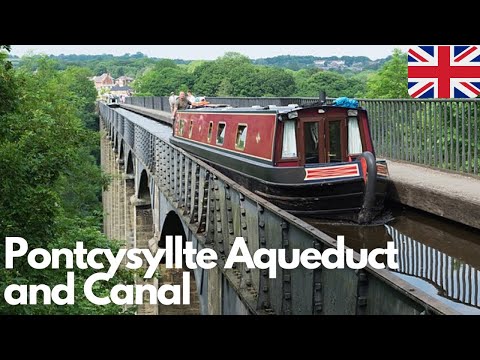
[172,91,192,119]
[168,92,177,113]
[187,91,196,104]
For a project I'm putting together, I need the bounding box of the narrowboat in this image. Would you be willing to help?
[170,102,389,224]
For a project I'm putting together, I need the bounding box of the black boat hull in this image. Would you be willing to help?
[170,136,388,223]
[209,162,388,223]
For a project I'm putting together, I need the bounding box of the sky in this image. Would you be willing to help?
[9,45,410,60]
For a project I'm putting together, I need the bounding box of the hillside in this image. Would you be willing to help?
[9,52,390,74]
[253,55,391,72]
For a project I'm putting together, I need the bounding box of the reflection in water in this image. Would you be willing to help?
[303,206,480,314]
[386,225,480,309]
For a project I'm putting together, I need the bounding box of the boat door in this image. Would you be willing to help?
[301,116,347,165]
[325,117,347,163]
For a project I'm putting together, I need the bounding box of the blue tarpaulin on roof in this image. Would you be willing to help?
[332,97,358,109]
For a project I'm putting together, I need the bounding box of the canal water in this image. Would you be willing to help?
[303,206,480,315]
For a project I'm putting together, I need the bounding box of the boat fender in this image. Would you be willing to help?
[358,151,377,224]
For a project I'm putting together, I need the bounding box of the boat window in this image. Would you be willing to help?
[235,125,248,151]
[179,119,185,136]
[348,117,363,155]
[304,122,319,164]
[189,120,194,138]
[282,120,297,158]
[328,121,342,162]
[207,121,213,143]
[217,122,226,145]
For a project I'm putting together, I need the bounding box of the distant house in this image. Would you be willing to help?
[92,73,115,90]
[328,60,346,69]
[115,76,134,87]
[314,60,347,71]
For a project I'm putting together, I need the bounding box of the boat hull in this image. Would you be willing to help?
[170,136,388,223]
[209,161,388,222]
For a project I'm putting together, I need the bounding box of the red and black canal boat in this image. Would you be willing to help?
[170,102,389,223]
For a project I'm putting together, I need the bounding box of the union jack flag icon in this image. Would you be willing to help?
[408,45,480,99]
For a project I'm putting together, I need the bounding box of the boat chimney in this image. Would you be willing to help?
[319,90,326,105]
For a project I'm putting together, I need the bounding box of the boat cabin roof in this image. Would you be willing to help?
[178,104,364,116]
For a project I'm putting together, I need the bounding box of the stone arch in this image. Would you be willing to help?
[159,211,187,263]
[114,135,118,154]
[126,151,134,175]
[158,211,200,314]
[119,140,125,161]
[138,170,150,201]
[123,150,136,250]
[132,170,156,315]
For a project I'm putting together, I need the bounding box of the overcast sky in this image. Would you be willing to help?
[10,45,410,60]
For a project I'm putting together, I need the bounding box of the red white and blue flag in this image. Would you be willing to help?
[408,45,480,99]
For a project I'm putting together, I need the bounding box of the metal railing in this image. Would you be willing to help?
[360,99,480,175]
[125,96,480,175]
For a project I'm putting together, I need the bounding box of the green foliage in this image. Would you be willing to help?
[0,45,17,115]
[153,59,178,70]
[10,47,413,101]
[254,54,389,71]
[14,52,192,79]
[366,49,408,99]
[134,52,297,97]
[133,65,194,96]
[192,61,227,96]
[191,53,250,96]
[294,70,365,98]
[255,55,317,71]
[132,51,366,98]
[185,60,207,73]
[256,67,297,97]
[227,64,262,96]
[0,55,134,314]
[62,66,98,130]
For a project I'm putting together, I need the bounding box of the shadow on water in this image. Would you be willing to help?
[302,204,480,315]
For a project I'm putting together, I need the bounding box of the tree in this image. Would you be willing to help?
[0,55,134,314]
[366,49,408,99]
[186,60,207,74]
[217,78,233,96]
[191,54,297,97]
[257,67,297,97]
[192,61,225,96]
[152,59,177,72]
[219,52,251,64]
[0,45,17,115]
[133,66,194,96]
[192,54,252,96]
[62,66,98,130]
[294,70,363,98]
[228,64,263,96]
